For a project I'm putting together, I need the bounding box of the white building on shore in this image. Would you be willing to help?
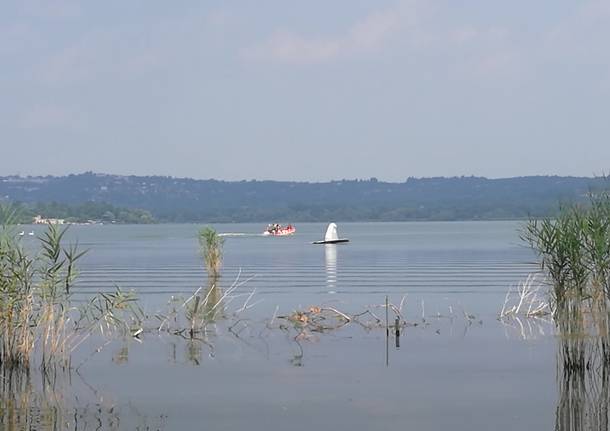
[33,215,65,225]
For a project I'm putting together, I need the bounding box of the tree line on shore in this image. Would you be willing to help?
[1,173,609,222]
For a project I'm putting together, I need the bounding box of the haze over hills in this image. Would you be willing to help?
[0,173,607,223]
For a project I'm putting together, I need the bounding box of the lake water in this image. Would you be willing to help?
[4,222,565,430]
[67,221,537,314]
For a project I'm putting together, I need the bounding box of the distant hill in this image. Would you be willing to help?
[0,173,606,222]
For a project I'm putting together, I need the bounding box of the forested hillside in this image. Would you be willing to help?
[0,173,605,222]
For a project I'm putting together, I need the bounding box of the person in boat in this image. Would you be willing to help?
[267,223,279,234]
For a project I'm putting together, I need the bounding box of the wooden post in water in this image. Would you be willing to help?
[395,317,400,349]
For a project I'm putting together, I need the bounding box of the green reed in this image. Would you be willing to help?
[522,192,610,312]
[0,204,142,370]
[523,191,610,379]
[520,191,610,427]
[198,227,224,279]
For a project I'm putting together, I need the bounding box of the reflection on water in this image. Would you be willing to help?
[325,244,337,293]
[2,315,596,431]
[204,280,223,322]
[112,342,130,365]
[555,339,610,430]
[0,366,167,430]
[186,339,203,365]
[554,300,610,430]
[500,316,554,341]
[556,366,610,430]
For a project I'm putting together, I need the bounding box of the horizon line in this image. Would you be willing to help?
[1,171,607,184]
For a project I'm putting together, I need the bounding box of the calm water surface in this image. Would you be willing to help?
[7,222,560,430]
[68,221,537,313]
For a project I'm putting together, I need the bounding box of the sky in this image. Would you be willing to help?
[1,0,610,181]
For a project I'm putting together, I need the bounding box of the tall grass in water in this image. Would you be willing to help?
[198,227,224,279]
[197,227,224,323]
[524,192,610,428]
[522,192,610,314]
[522,193,610,430]
[179,227,225,338]
[0,204,142,370]
[1,220,84,368]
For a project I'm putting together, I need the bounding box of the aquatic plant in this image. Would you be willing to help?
[198,227,224,279]
[500,274,551,318]
[522,192,610,312]
[522,190,610,374]
[0,205,142,370]
[157,270,255,340]
[184,281,223,337]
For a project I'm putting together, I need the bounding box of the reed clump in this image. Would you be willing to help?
[523,191,610,372]
[0,216,81,368]
[0,204,142,370]
[198,227,224,279]
[523,192,610,312]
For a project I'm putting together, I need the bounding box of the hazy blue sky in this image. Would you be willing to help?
[2,1,609,181]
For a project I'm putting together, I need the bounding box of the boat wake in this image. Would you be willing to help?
[218,232,264,237]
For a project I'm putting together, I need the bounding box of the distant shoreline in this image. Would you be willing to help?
[3,172,607,224]
[15,218,533,226]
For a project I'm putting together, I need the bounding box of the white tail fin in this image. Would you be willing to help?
[324,223,339,241]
